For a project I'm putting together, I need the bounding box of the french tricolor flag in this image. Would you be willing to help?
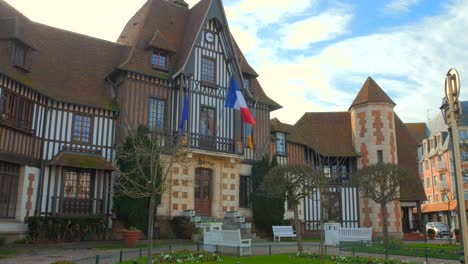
[225,75,256,125]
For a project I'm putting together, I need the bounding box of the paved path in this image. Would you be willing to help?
[0,241,462,264]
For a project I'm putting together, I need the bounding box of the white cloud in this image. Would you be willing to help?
[281,9,353,49]
[233,0,316,24]
[383,0,422,15]
[251,0,468,123]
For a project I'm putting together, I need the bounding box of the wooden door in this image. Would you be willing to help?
[195,168,212,216]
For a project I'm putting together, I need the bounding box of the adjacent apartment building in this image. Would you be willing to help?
[408,102,468,230]
[0,0,425,240]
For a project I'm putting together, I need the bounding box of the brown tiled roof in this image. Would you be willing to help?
[0,0,127,110]
[117,0,210,77]
[148,30,176,52]
[270,118,306,145]
[395,116,427,201]
[405,122,426,143]
[350,77,396,109]
[232,39,258,77]
[48,152,114,170]
[251,78,281,110]
[294,112,358,157]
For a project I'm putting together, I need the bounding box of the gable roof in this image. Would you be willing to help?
[405,123,426,143]
[350,77,396,109]
[117,0,211,77]
[0,0,126,110]
[294,112,358,157]
[395,115,427,201]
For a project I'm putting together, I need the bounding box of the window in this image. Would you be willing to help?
[425,160,429,170]
[200,107,215,136]
[276,132,286,156]
[201,57,216,83]
[434,194,439,203]
[0,162,20,218]
[460,130,468,140]
[417,147,423,160]
[462,151,468,161]
[440,173,446,183]
[418,162,423,172]
[72,115,92,143]
[421,178,425,188]
[0,89,34,132]
[63,168,93,199]
[12,42,29,69]
[151,51,168,70]
[443,193,449,202]
[463,173,468,184]
[377,150,383,163]
[239,175,251,208]
[426,177,431,188]
[427,195,431,203]
[149,98,165,129]
[465,191,468,201]
[244,78,253,94]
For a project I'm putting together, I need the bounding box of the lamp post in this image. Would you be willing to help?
[440,68,467,263]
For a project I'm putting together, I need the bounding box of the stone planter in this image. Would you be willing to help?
[122,229,141,247]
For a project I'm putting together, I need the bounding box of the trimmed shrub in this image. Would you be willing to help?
[27,216,107,242]
[170,216,195,239]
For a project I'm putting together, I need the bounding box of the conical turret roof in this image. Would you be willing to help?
[349,77,395,109]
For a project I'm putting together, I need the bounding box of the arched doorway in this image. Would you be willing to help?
[195,168,212,216]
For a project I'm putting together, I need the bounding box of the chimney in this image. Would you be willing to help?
[161,0,189,8]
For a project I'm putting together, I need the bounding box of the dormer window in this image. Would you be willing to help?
[152,50,168,71]
[11,41,31,71]
[244,78,254,95]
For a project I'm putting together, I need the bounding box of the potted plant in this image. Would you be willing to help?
[122,226,141,247]
[454,228,460,242]
[427,229,436,240]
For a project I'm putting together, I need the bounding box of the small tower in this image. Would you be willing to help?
[349,77,397,168]
[349,77,402,238]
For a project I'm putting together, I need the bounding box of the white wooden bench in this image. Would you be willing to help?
[272,225,296,242]
[339,227,373,243]
[203,229,251,256]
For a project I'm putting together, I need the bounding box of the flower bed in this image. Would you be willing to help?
[153,250,221,263]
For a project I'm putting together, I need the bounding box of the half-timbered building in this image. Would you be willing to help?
[270,77,426,238]
[0,1,119,239]
[112,0,280,221]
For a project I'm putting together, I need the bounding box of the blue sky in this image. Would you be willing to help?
[7,0,468,124]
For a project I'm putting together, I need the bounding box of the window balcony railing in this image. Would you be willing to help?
[186,133,241,155]
[52,196,103,216]
[438,181,449,192]
[434,161,447,172]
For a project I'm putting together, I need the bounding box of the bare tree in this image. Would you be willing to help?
[114,126,189,263]
[353,163,409,248]
[260,165,329,252]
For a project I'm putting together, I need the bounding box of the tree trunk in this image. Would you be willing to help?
[294,204,303,252]
[381,202,389,249]
[147,195,156,264]
[319,191,325,264]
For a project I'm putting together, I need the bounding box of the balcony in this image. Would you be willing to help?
[434,161,447,172]
[437,182,449,192]
[186,133,241,155]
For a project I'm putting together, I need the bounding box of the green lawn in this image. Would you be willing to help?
[340,242,461,260]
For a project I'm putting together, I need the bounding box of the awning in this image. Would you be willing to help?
[48,152,114,171]
[418,201,468,213]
